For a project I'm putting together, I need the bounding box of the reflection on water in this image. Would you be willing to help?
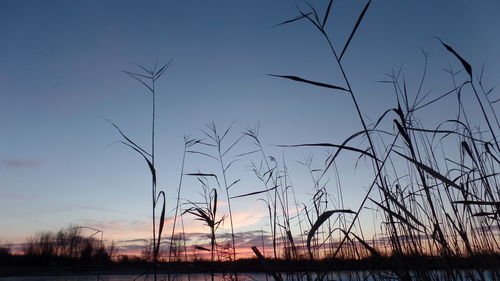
[0,273,268,281]
[0,271,496,281]
[0,273,264,281]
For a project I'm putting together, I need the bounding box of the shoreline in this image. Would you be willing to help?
[2,255,499,277]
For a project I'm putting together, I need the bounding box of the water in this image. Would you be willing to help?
[0,273,263,281]
[0,271,497,281]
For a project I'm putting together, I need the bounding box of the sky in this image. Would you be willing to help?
[1,0,500,256]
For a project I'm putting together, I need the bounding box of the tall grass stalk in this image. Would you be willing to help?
[168,137,200,262]
[112,60,172,280]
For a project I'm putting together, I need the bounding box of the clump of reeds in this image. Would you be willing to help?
[98,3,498,281]
[256,1,499,281]
[185,122,245,262]
[184,182,223,263]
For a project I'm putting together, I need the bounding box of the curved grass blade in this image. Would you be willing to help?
[234,149,260,158]
[227,178,241,189]
[251,246,283,281]
[186,172,218,178]
[461,141,475,161]
[379,186,425,229]
[154,58,174,81]
[304,1,320,24]
[339,0,371,61]
[394,119,411,146]
[279,143,377,160]
[346,230,382,258]
[267,74,348,92]
[286,230,298,258]
[472,212,497,217]
[296,7,323,32]
[437,38,472,77]
[394,151,467,194]
[412,82,467,112]
[230,185,278,199]
[322,0,334,28]
[452,200,500,207]
[369,198,423,232]
[373,108,393,129]
[186,150,218,161]
[321,130,376,179]
[185,173,220,187]
[121,70,154,93]
[272,12,312,28]
[406,127,484,143]
[121,141,156,187]
[485,142,500,164]
[121,69,152,80]
[185,208,212,226]
[222,135,244,157]
[307,209,355,258]
[155,191,166,257]
[108,120,152,157]
[212,188,218,219]
[135,63,153,76]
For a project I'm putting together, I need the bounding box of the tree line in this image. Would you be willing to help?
[0,226,114,266]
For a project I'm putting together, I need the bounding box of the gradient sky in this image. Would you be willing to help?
[1,0,499,255]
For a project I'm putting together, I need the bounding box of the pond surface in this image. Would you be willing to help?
[0,271,496,281]
[0,273,264,281]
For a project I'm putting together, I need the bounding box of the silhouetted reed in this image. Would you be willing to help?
[111,61,172,280]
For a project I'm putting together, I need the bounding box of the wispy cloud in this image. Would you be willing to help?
[0,192,38,200]
[78,218,151,240]
[117,238,148,244]
[74,204,151,218]
[107,229,274,257]
[2,160,41,168]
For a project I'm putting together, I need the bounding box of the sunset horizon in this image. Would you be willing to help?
[1,0,499,279]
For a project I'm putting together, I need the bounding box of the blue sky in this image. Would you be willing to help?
[1,0,499,253]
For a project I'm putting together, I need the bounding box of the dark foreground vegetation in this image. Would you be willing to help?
[1,227,498,277]
[1,250,499,277]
